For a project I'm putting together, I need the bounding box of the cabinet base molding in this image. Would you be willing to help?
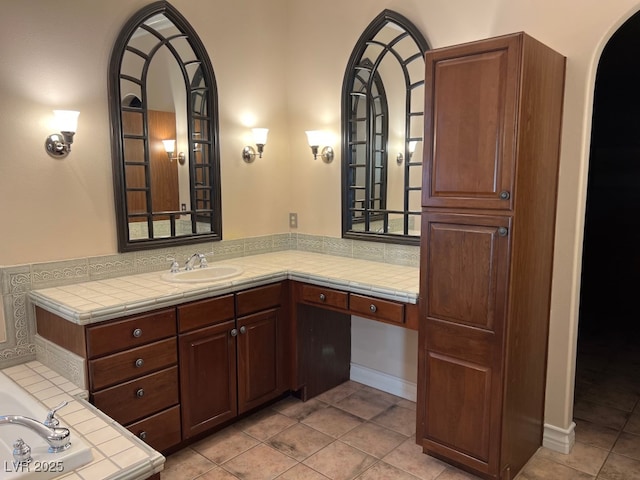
[542,421,576,454]
[350,363,417,401]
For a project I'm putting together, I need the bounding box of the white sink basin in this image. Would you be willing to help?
[161,265,243,283]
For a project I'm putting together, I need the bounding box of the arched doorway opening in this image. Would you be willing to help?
[576,8,640,453]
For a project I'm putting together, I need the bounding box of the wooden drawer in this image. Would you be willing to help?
[350,294,405,325]
[89,337,177,390]
[86,309,176,358]
[236,283,282,317]
[92,366,179,425]
[178,294,235,333]
[300,284,348,310]
[126,405,181,453]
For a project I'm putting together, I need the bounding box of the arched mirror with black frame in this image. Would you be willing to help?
[342,10,429,245]
[109,1,222,252]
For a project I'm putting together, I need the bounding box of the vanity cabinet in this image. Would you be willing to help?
[236,283,288,413]
[418,33,565,480]
[34,275,418,453]
[87,309,181,452]
[178,295,236,439]
[178,283,288,439]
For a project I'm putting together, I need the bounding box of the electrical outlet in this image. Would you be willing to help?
[181,203,187,211]
[289,212,298,228]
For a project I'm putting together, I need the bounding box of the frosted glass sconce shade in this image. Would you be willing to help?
[162,139,185,164]
[305,130,334,162]
[242,128,269,162]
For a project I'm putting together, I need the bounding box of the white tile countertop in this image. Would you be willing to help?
[0,361,164,480]
[29,251,419,325]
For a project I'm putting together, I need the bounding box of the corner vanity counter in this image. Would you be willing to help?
[29,251,418,326]
[27,251,419,457]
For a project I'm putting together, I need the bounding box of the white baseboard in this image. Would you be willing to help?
[543,421,576,454]
[350,363,417,401]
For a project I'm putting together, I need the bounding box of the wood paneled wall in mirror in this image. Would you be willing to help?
[342,10,429,245]
[109,1,221,252]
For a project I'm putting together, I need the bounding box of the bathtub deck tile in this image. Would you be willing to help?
[97,436,137,457]
[74,415,110,435]
[77,458,120,480]
[23,379,54,393]
[2,361,164,480]
[112,447,150,469]
[85,425,122,445]
[34,385,64,400]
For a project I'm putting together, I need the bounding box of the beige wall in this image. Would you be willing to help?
[285,0,640,435]
[2,0,640,438]
[0,0,290,265]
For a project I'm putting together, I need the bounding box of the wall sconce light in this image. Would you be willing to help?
[162,139,186,164]
[396,140,418,165]
[305,130,334,163]
[242,128,269,162]
[45,110,80,158]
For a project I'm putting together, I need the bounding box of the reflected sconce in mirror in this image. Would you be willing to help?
[162,139,186,164]
[242,128,269,162]
[45,110,80,158]
[305,130,334,163]
[396,141,418,165]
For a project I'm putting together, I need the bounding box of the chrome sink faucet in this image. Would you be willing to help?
[0,415,71,453]
[185,253,208,270]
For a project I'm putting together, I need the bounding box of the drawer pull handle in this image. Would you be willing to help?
[370,304,377,313]
[135,358,144,368]
[500,190,511,200]
[230,328,238,337]
[132,328,143,338]
[139,431,147,440]
[319,293,326,302]
[240,326,247,335]
[498,227,508,237]
[136,388,144,398]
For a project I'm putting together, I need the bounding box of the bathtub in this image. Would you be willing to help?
[0,372,92,479]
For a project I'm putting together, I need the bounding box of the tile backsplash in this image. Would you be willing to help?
[0,233,419,369]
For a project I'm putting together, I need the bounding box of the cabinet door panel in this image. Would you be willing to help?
[419,212,510,476]
[179,320,237,438]
[423,34,520,209]
[422,212,510,331]
[237,308,283,413]
[425,352,492,462]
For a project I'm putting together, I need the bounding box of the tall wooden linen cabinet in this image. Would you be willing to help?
[417,33,566,480]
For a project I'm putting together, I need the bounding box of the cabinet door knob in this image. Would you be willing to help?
[319,293,326,302]
[498,227,508,237]
[499,190,511,200]
[135,358,144,368]
[136,388,144,398]
[230,328,238,337]
[370,304,377,313]
[240,326,247,334]
[132,328,143,338]
[139,431,147,440]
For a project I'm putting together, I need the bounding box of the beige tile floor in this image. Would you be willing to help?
[162,337,640,480]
